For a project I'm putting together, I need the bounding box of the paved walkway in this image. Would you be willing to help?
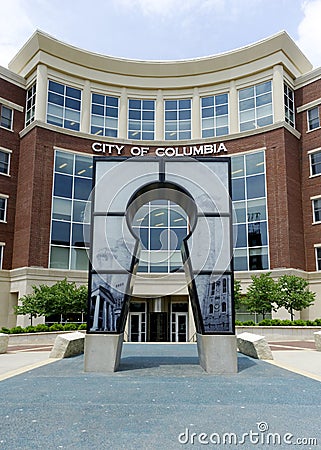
[0,342,320,449]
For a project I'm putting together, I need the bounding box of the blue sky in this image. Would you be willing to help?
[1,0,321,68]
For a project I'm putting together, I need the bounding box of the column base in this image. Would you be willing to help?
[84,333,123,373]
[197,333,238,374]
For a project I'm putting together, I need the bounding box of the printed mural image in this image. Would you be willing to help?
[87,156,234,336]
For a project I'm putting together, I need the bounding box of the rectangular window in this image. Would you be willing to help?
[165,99,191,140]
[47,80,81,131]
[239,81,273,132]
[0,105,13,130]
[128,99,155,140]
[232,150,269,271]
[50,151,92,270]
[91,93,119,138]
[201,93,229,138]
[310,150,321,176]
[0,149,10,176]
[312,198,321,223]
[307,107,320,131]
[0,196,7,222]
[284,83,295,128]
[25,83,36,126]
[316,247,321,270]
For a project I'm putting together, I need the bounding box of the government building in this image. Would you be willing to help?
[1,30,321,341]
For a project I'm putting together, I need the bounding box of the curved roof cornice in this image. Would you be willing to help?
[8,29,313,81]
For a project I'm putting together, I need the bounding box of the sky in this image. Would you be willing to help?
[1,0,321,69]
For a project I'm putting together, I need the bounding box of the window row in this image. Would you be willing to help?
[44,80,295,139]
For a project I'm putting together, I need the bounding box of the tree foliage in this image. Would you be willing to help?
[233,278,243,310]
[15,279,88,325]
[276,275,315,321]
[244,272,277,319]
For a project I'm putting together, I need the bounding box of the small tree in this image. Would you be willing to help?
[233,279,243,310]
[15,279,88,324]
[244,272,277,320]
[276,275,315,321]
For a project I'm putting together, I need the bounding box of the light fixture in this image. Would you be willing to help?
[256,162,264,166]
[154,211,165,216]
[155,223,164,227]
[59,163,68,169]
[232,169,243,175]
[78,169,86,175]
[132,131,139,136]
[174,218,184,222]
[95,129,102,135]
[89,165,93,169]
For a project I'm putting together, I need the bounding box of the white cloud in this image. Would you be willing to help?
[115,0,223,17]
[296,0,321,68]
[0,0,34,68]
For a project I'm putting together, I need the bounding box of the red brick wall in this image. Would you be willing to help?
[0,77,25,269]
[296,79,321,271]
[10,125,306,271]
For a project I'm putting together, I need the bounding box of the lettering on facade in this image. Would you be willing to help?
[91,142,228,156]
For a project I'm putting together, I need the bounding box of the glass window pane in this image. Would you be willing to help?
[52,198,72,221]
[70,248,89,270]
[92,93,104,105]
[247,198,266,221]
[51,221,70,245]
[246,174,266,199]
[73,200,90,223]
[249,247,269,270]
[233,202,246,223]
[74,177,92,200]
[232,178,245,201]
[150,229,168,250]
[231,156,244,178]
[72,223,90,247]
[234,224,247,248]
[248,221,267,247]
[202,96,214,107]
[54,174,73,198]
[246,152,264,175]
[49,81,64,95]
[75,155,93,178]
[50,246,69,269]
[234,248,248,271]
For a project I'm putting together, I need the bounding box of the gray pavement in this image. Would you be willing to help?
[0,343,320,449]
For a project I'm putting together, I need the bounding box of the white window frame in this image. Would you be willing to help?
[0,195,8,223]
[0,242,4,269]
[314,244,321,271]
[0,147,11,177]
[284,83,295,128]
[309,148,321,178]
[311,195,321,224]
[0,104,13,131]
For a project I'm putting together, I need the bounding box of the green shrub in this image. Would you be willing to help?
[279,320,293,326]
[314,318,321,326]
[78,323,87,330]
[9,326,25,334]
[24,325,36,333]
[34,324,49,332]
[241,320,256,326]
[63,323,78,331]
[49,323,64,332]
[258,319,272,326]
[270,319,282,326]
[0,327,9,334]
[292,319,307,326]
[306,320,317,326]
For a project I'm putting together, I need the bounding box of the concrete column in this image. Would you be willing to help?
[192,87,201,139]
[273,64,285,123]
[80,79,91,134]
[197,333,238,374]
[156,89,164,140]
[92,295,100,330]
[84,333,124,372]
[229,80,238,134]
[34,64,48,123]
[119,87,127,139]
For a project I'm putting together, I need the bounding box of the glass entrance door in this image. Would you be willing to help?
[171,312,188,342]
[129,302,146,342]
